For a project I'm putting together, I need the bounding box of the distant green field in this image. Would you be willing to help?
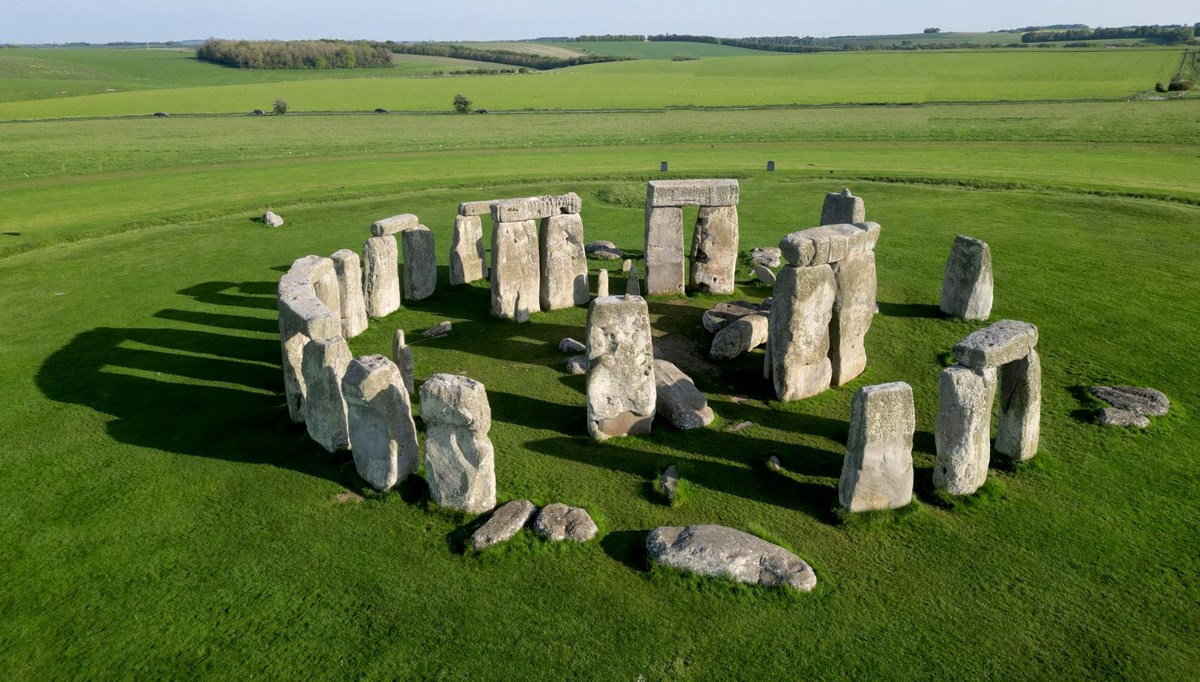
[0,49,1182,120]
[547,40,772,59]
[827,31,1029,47]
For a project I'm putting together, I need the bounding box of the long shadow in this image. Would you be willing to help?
[154,308,278,334]
[601,530,649,571]
[178,281,277,311]
[878,301,944,319]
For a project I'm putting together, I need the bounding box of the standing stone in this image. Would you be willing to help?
[586,295,656,440]
[278,255,342,423]
[301,336,353,453]
[626,263,641,296]
[621,259,632,273]
[450,215,488,286]
[838,382,914,512]
[995,348,1041,462]
[391,329,415,396]
[342,355,419,492]
[331,249,368,339]
[654,359,714,430]
[934,365,997,496]
[940,235,993,320]
[419,373,496,514]
[710,313,769,360]
[830,251,877,386]
[401,225,437,302]
[281,333,310,423]
[363,235,401,318]
[768,264,836,401]
[539,213,589,310]
[644,206,685,295]
[490,219,539,321]
[820,188,865,225]
[597,269,609,297]
[689,205,739,294]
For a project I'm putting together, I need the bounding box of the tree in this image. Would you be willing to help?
[923,27,941,34]
[452,94,472,114]
[273,98,289,115]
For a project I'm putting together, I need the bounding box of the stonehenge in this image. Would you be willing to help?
[300,336,353,453]
[940,235,993,320]
[538,212,589,310]
[838,382,914,512]
[419,373,497,514]
[934,320,1041,495]
[363,235,401,318]
[820,188,865,225]
[644,179,739,295]
[768,221,880,400]
[585,295,657,440]
[342,354,420,492]
[277,255,342,422]
[401,225,437,301]
[330,249,368,339]
[450,215,488,285]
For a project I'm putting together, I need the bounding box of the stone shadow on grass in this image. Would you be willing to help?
[877,301,944,319]
[601,530,649,572]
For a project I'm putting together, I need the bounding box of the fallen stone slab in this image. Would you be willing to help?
[940,235,993,321]
[751,247,782,268]
[263,210,284,227]
[371,213,418,237]
[710,313,769,361]
[779,222,880,267]
[423,321,452,338]
[646,525,817,592]
[1098,408,1150,428]
[654,359,714,430]
[559,337,586,354]
[586,240,624,260]
[533,503,598,542]
[753,265,776,285]
[820,188,865,226]
[952,320,1038,370]
[839,382,914,512]
[469,499,537,551]
[565,354,587,375]
[702,300,761,334]
[1089,385,1169,418]
[647,179,740,207]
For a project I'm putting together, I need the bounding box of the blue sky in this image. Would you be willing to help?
[4,1,1196,44]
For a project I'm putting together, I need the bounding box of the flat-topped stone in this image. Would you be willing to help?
[779,222,880,267]
[459,200,497,217]
[490,193,582,222]
[469,499,537,551]
[820,188,865,225]
[370,213,419,236]
[654,359,714,430]
[1089,385,1170,417]
[751,246,782,268]
[952,320,1038,370]
[647,179,740,207]
[646,525,817,592]
[839,382,914,512]
[940,235,993,320]
[533,503,598,542]
[702,300,761,334]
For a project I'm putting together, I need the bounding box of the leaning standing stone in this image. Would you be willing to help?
[940,235,993,320]
[419,373,497,514]
[829,250,877,386]
[300,336,353,453]
[391,329,415,396]
[363,235,401,318]
[450,215,488,285]
[586,295,656,440]
[994,348,1041,461]
[342,355,420,491]
[768,264,836,400]
[689,205,739,294]
[934,365,997,495]
[838,382,914,512]
[490,219,540,321]
[539,213,589,310]
[331,249,368,339]
[401,225,437,301]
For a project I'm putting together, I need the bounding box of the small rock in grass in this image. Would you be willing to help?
[469,499,537,551]
[621,259,633,273]
[1098,408,1150,428]
[559,337,586,354]
[753,265,776,285]
[263,210,284,227]
[751,247,782,268]
[586,240,623,260]
[766,455,782,472]
[533,503,598,542]
[565,354,587,375]
[726,420,754,433]
[423,321,452,338]
[659,465,681,504]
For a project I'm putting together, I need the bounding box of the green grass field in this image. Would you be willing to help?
[546,40,772,59]
[1,46,1198,679]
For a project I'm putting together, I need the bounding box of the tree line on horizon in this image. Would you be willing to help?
[196,39,392,69]
[1021,24,1198,44]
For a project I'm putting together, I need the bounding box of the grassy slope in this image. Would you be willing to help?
[547,40,771,59]
[0,49,1182,119]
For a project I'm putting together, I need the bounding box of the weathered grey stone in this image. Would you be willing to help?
[401,225,436,302]
[621,258,632,273]
[753,265,776,285]
[1089,385,1170,417]
[490,219,540,321]
[647,179,740,207]
[702,300,761,334]
[654,359,714,430]
[331,249,368,339]
[646,525,816,592]
[420,373,496,514]
[565,354,587,375]
[952,320,1038,370]
[391,329,415,396]
[768,264,836,401]
[370,213,418,237]
[766,455,782,472]
[539,213,589,311]
[343,355,419,491]
[559,337,586,354]
[280,332,310,423]
[363,235,401,318]
[830,251,877,386]
[710,313,769,360]
[458,200,495,217]
[839,382,914,512]
[644,206,685,295]
[820,188,865,225]
[278,256,342,422]
[689,205,739,294]
[450,215,488,286]
[597,269,609,297]
[423,321,452,338]
[263,210,284,227]
[469,499,537,551]
[586,240,623,260]
[660,465,680,504]
[751,247,782,268]
[626,262,641,296]
[940,235,993,320]
[1098,408,1150,428]
[586,295,656,440]
[301,336,352,453]
[533,503,598,542]
[994,348,1041,461]
[779,222,880,267]
[491,193,582,222]
[934,365,997,496]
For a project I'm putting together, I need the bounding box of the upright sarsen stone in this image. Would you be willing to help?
[934,365,997,495]
[278,255,342,423]
[490,219,540,321]
[301,336,352,453]
[596,269,609,297]
[391,329,415,396]
[689,205,739,294]
[586,295,656,440]
[450,215,487,286]
[420,373,496,514]
[331,249,368,339]
[401,225,436,301]
[768,264,836,400]
[940,235,993,320]
[644,206,685,295]
[830,250,877,385]
[838,382,914,512]
[539,213,588,310]
[995,348,1041,462]
[342,355,419,491]
[820,188,865,225]
[363,235,401,318]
